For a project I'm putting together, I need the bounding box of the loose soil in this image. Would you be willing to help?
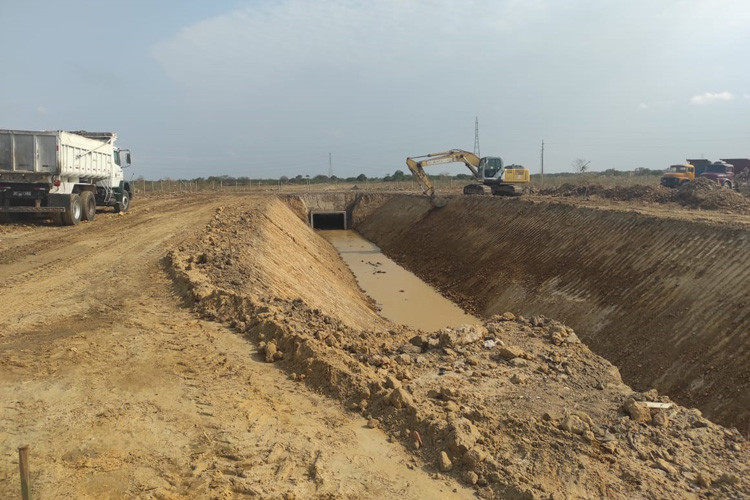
[0,195,471,499]
[167,196,748,499]
[1,191,748,499]
[539,177,750,213]
[358,195,750,433]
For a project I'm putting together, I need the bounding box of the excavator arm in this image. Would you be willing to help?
[406,149,482,197]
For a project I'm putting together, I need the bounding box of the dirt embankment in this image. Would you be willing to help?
[357,195,750,434]
[169,196,748,499]
[0,195,471,499]
[540,178,750,213]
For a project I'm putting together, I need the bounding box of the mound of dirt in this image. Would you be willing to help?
[540,180,750,213]
[674,177,750,211]
[540,183,673,203]
[168,199,748,500]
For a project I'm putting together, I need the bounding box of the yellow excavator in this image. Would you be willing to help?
[406,149,530,198]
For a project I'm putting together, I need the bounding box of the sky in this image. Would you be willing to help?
[1,0,749,180]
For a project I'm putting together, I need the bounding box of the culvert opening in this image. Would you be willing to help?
[310,211,347,230]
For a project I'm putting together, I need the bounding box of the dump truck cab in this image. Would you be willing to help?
[660,164,695,188]
[700,161,736,189]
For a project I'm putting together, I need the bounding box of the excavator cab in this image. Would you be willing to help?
[480,157,504,180]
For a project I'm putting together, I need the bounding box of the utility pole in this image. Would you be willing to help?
[328,152,333,178]
[540,140,545,188]
[473,117,480,157]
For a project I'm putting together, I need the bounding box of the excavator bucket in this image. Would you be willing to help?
[406,157,434,197]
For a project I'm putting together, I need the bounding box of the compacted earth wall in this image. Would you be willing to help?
[357,195,750,433]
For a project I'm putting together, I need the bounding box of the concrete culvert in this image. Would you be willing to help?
[310,211,347,230]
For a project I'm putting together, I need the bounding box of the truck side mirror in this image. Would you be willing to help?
[126,153,131,165]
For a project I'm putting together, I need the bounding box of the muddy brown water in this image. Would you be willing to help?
[319,230,478,331]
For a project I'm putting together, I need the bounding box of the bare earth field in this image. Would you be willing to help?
[0,190,748,499]
[0,195,471,499]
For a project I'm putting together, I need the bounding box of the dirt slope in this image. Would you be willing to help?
[358,195,750,433]
[168,196,748,499]
[0,194,470,499]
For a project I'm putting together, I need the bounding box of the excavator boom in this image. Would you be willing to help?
[406,149,481,197]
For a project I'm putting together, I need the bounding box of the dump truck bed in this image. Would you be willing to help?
[0,129,115,181]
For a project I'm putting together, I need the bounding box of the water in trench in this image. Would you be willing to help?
[319,230,479,331]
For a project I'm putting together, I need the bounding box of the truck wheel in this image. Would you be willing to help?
[80,191,96,221]
[115,190,130,213]
[61,194,82,226]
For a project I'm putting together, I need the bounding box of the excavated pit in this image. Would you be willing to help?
[355,194,750,432]
[286,192,749,432]
[168,194,748,499]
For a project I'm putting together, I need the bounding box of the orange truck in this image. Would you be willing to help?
[660,164,695,188]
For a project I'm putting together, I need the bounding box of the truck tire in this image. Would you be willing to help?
[61,194,82,226]
[722,180,733,189]
[80,191,96,221]
[115,190,130,213]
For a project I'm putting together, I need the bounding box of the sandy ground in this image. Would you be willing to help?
[0,195,471,499]
[1,190,748,499]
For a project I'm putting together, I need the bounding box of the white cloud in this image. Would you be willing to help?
[36,106,48,116]
[638,102,649,110]
[689,91,734,105]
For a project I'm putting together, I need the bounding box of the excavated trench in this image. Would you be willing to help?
[318,229,479,331]
[287,193,749,432]
[170,194,749,499]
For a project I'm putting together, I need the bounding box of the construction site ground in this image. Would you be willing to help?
[0,189,748,499]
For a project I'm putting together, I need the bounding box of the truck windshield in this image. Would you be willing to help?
[668,165,687,173]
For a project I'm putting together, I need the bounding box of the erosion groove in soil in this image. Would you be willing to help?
[356,194,750,432]
[169,196,747,499]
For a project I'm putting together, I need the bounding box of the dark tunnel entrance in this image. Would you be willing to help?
[310,211,347,230]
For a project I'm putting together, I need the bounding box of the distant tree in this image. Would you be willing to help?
[356,173,368,182]
[313,174,329,183]
[392,170,407,181]
[383,174,393,182]
[572,158,590,174]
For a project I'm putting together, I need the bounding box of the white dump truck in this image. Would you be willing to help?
[0,129,133,225]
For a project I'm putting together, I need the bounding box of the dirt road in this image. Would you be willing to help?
[0,195,470,499]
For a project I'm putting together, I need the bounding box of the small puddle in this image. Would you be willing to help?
[319,230,479,331]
